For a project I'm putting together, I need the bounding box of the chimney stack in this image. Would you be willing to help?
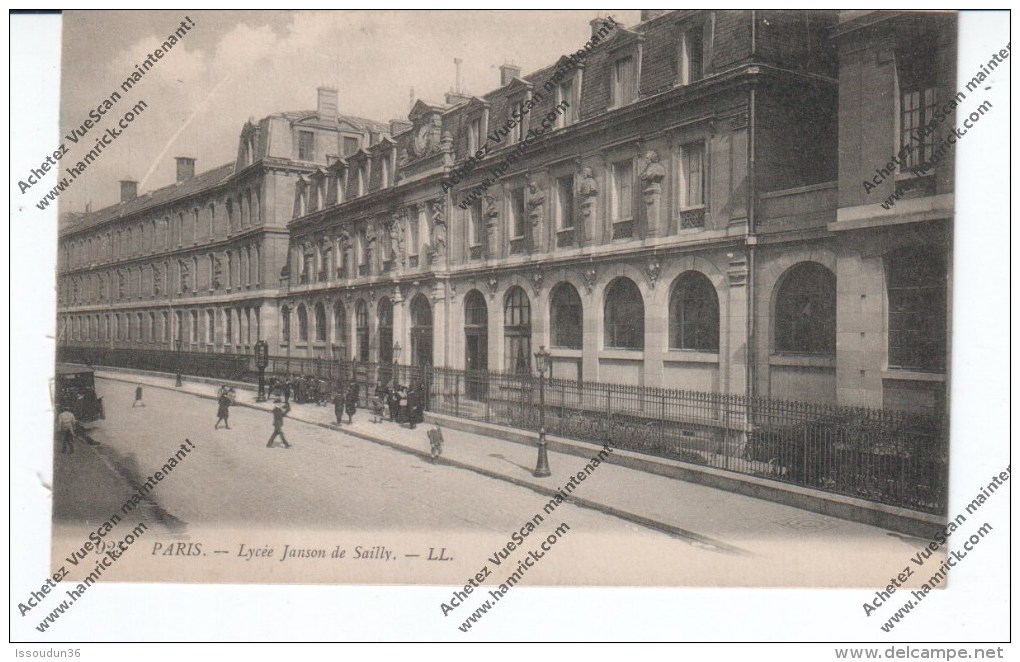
[389,119,412,136]
[590,15,616,37]
[499,63,522,87]
[317,86,338,121]
[119,180,138,202]
[445,91,471,106]
[175,157,196,182]
[640,10,667,22]
[454,58,463,93]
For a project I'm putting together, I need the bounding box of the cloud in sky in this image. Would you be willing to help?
[58,10,641,212]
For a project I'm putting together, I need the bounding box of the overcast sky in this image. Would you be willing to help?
[58,9,642,213]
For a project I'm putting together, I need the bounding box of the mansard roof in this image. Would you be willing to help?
[60,163,235,236]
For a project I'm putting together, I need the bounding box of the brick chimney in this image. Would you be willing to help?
[119,180,138,202]
[175,157,196,182]
[317,86,338,121]
[499,63,521,87]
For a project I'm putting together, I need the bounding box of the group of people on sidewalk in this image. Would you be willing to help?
[368,382,426,429]
[267,375,331,406]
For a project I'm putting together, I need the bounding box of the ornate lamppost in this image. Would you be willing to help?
[254,339,269,402]
[533,345,552,477]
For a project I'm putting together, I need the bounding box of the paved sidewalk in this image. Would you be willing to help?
[96,369,922,572]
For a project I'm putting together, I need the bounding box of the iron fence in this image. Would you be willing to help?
[58,344,948,514]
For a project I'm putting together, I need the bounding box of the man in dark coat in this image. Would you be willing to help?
[215,390,232,429]
[386,383,400,422]
[333,389,345,425]
[407,384,424,430]
[266,402,292,448]
[344,384,359,424]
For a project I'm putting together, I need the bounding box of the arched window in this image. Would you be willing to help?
[887,247,946,371]
[550,282,582,349]
[148,312,155,342]
[410,294,433,367]
[297,305,309,342]
[314,302,327,343]
[161,312,169,342]
[334,301,349,358]
[604,277,644,349]
[669,272,719,351]
[377,298,394,366]
[464,290,489,395]
[355,300,370,362]
[503,286,532,373]
[281,305,291,343]
[775,262,836,354]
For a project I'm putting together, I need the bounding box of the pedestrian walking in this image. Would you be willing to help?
[266,402,292,448]
[427,425,444,463]
[283,377,292,405]
[344,384,358,424]
[214,390,232,429]
[132,384,146,407]
[333,390,345,425]
[407,384,424,430]
[57,409,77,454]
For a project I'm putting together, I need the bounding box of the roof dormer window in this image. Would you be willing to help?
[298,130,315,161]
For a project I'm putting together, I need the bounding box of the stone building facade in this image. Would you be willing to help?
[58,10,954,415]
[56,89,389,358]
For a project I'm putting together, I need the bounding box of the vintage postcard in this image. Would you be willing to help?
[10,8,1012,644]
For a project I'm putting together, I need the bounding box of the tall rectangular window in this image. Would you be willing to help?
[679,142,705,207]
[679,29,704,85]
[612,56,636,107]
[467,116,482,154]
[298,131,315,161]
[357,165,366,197]
[556,176,574,229]
[509,99,526,143]
[510,188,527,238]
[610,160,634,221]
[409,207,421,256]
[381,155,391,188]
[469,199,484,247]
[343,136,359,157]
[898,43,938,170]
[357,229,368,269]
[557,78,577,127]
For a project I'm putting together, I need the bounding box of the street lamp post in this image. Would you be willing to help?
[254,340,269,402]
[393,341,402,384]
[174,338,183,387]
[533,345,552,478]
